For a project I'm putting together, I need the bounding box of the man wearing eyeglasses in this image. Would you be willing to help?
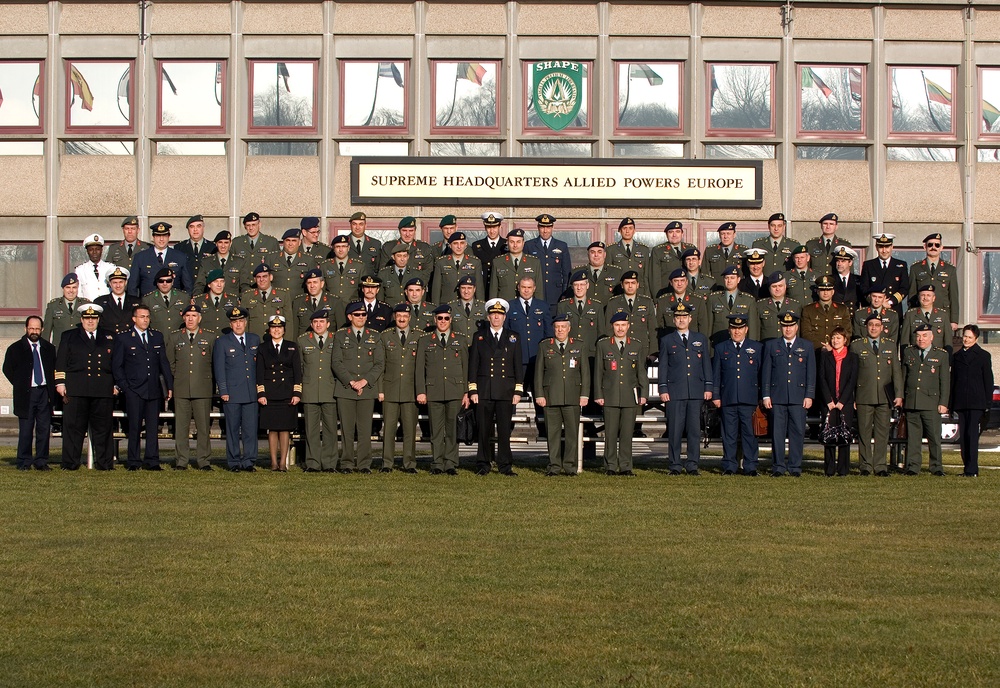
[143,268,189,336]
[907,232,959,333]
[127,222,193,297]
[298,216,330,258]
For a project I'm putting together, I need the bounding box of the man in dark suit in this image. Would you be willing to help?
[54,304,118,470]
[658,302,713,475]
[712,315,762,475]
[94,267,140,335]
[470,211,507,295]
[738,248,770,299]
[762,311,816,477]
[831,246,862,312]
[468,298,524,476]
[859,233,908,315]
[128,222,193,296]
[173,214,217,273]
[213,307,261,471]
[113,304,173,471]
[524,213,573,309]
[505,276,552,434]
[3,315,56,470]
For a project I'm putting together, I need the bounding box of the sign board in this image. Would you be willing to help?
[351,157,763,208]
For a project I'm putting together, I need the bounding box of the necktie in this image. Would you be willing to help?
[559,342,565,354]
[735,342,741,353]
[440,334,446,347]
[263,290,269,302]
[157,252,164,265]
[127,244,133,259]
[682,334,688,348]
[619,341,625,354]
[141,331,147,347]
[626,244,632,258]
[873,340,879,355]
[787,341,792,352]
[287,255,292,267]
[339,262,344,275]
[825,239,831,252]
[67,301,74,311]
[32,343,42,385]
[728,294,734,309]
[514,257,519,270]
[189,332,195,344]
[690,276,697,289]
[305,246,311,254]
[930,263,937,276]
[356,239,362,255]
[593,270,599,282]
[193,241,200,254]
[94,264,99,280]
[455,261,461,273]
[312,298,318,311]
[368,303,374,316]
[117,298,123,310]
[220,258,226,270]
[276,342,280,354]
[357,330,362,343]
[164,294,170,309]
[628,298,633,312]
[399,331,405,346]
[494,331,500,344]
[239,336,245,351]
[214,297,220,308]
[90,333,95,342]
[882,260,887,270]
[318,336,324,350]
[773,241,779,253]
[250,239,256,251]
[799,271,805,280]
[921,350,926,362]
[465,303,471,318]
[578,301,584,316]
[844,277,849,288]
[675,247,682,259]
[724,247,730,260]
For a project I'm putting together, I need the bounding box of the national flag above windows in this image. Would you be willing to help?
[923,73,952,106]
[984,98,1000,131]
[849,67,863,103]
[69,64,94,111]
[277,62,291,92]
[628,63,663,86]
[378,62,404,88]
[457,62,487,86]
[802,67,833,98]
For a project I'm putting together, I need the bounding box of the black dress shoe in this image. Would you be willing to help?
[243,466,257,473]
[380,467,393,473]
[96,466,115,471]
[476,468,490,476]
[403,467,418,474]
[17,466,30,471]
[173,465,188,471]
[339,468,353,474]
[545,471,560,477]
[789,472,801,477]
[564,471,578,476]
[876,471,889,477]
[606,470,618,476]
[723,470,735,475]
[745,470,758,477]
[860,470,871,476]
[358,468,372,474]
[932,470,945,476]
[200,465,214,471]
[669,469,682,476]
[35,465,52,471]
[321,468,337,473]
[687,469,700,476]
[61,465,80,471]
[905,470,919,476]
[771,472,783,478]
[430,468,443,475]
[620,470,636,477]
[145,465,163,471]
[126,465,140,472]
[446,468,459,476]
[500,469,518,477]
[302,467,319,473]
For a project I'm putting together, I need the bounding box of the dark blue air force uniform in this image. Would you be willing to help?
[761,336,816,476]
[712,337,762,474]
[112,327,174,469]
[213,331,261,469]
[657,329,712,473]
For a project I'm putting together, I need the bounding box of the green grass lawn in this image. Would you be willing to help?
[2,463,999,687]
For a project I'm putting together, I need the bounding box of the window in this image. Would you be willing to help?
[886,147,956,162]
[701,221,768,252]
[522,142,592,157]
[0,243,42,315]
[332,218,400,249]
[339,61,408,133]
[65,60,133,133]
[979,148,1000,162]
[430,60,499,134]
[614,61,682,134]
[889,66,955,137]
[707,63,775,136]
[249,60,317,133]
[797,65,865,137]
[0,60,43,132]
[523,61,591,133]
[0,141,44,155]
[629,221,693,252]
[980,67,1000,138]
[338,141,407,157]
[705,144,775,159]
[429,142,501,157]
[156,141,226,155]
[248,141,318,156]
[64,241,88,276]
[982,250,1000,319]
[157,60,225,133]
[797,145,866,160]
[614,143,684,158]
[63,140,134,155]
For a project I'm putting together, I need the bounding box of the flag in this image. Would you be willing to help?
[849,67,863,103]
[69,64,94,111]
[216,62,223,85]
[0,87,3,109]
[984,98,1000,132]
[33,75,41,99]
[277,62,291,92]
[159,66,176,96]
[457,62,487,86]
[802,66,832,98]
[378,62,404,88]
[710,66,719,110]
[629,63,663,86]
[118,66,131,104]
[923,74,951,106]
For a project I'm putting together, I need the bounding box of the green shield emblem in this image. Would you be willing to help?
[531,61,584,131]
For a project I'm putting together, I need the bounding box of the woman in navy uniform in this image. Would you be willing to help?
[256,315,302,472]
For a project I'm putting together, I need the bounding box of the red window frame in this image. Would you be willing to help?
[522,60,594,135]
[156,59,227,134]
[0,60,45,134]
[698,221,768,253]
[613,61,684,136]
[248,59,319,135]
[0,242,43,316]
[887,65,957,140]
[978,67,1000,140]
[705,62,776,138]
[338,60,410,135]
[65,59,135,135]
[978,249,1000,322]
[429,60,501,135]
[796,64,867,139]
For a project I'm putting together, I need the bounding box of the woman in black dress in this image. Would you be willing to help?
[818,327,858,476]
[257,315,302,471]
[950,325,994,477]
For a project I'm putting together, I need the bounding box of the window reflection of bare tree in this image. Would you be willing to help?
[252,90,314,154]
[710,66,771,130]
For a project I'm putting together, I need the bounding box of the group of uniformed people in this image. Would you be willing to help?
[7,208,991,478]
